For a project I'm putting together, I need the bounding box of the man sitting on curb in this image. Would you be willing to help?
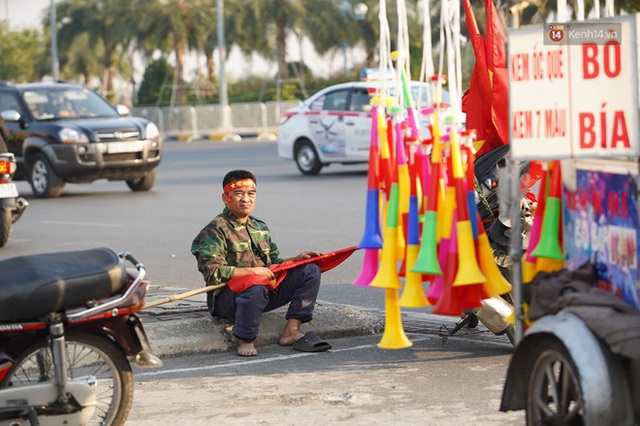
[191,169,332,357]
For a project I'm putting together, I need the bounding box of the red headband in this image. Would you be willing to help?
[224,178,256,194]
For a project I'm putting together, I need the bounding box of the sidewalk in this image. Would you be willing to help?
[139,285,386,358]
[139,286,511,358]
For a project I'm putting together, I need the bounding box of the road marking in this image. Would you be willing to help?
[42,220,122,227]
[136,337,433,379]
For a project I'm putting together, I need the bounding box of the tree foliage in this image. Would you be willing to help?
[2,0,637,106]
[137,57,174,106]
[0,24,46,82]
[51,0,138,100]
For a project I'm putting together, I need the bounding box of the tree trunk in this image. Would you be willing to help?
[174,36,187,105]
[102,47,113,101]
[366,47,375,68]
[276,15,288,81]
[107,65,116,101]
[206,51,215,82]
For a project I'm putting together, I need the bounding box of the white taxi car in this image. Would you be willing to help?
[277,80,449,175]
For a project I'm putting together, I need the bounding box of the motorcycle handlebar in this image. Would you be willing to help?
[121,251,144,270]
[65,252,147,321]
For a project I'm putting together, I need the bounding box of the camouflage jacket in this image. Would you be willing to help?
[191,207,283,289]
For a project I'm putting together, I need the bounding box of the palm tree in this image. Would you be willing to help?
[186,0,217,87]
[225,0,307,81]
[61,32,104,83]
[52,0,137,100]
[134,0,216,105]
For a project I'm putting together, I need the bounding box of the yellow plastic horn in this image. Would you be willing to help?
[377,288,413,349]
[450,131,486,286]
[370,184,402,290]
[477,227,512,297]
[399,244,430,307]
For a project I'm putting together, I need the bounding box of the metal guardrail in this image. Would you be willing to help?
[131,100,301,142]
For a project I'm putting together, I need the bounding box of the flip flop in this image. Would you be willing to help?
[292,331,332,352]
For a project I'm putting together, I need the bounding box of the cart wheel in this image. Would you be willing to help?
[526,338,584,425]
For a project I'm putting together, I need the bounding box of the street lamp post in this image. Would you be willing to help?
[216,0,230,130]
[340,0,368,76]
[50,0,59,81]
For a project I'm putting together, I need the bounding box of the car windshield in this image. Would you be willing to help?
[22,87,119,121]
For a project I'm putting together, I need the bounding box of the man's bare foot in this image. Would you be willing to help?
[278,330,305,346]
[237,340,258,357]
[278,318,305,346]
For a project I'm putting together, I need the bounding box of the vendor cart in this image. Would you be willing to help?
[498,14,640,425]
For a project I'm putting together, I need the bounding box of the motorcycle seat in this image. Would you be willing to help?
[0,248,126,322]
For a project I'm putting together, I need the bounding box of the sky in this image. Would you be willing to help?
[2,0,49,29]
[0,0,360,84]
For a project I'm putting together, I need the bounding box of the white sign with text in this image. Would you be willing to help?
[508,15,639,160]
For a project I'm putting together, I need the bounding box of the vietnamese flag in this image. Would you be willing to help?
[461,0,509,158]
[227,246,358,293]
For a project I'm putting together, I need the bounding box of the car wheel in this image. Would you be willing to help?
[295,140,322,175]
[29,152,65,198]
[126,168,157,191]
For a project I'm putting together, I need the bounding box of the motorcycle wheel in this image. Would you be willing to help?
[0,208,10,247]
[0,332,134,426]
[525,338,584,425]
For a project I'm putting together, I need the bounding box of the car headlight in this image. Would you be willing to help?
[146,122,160,140]
[59,127,89,144]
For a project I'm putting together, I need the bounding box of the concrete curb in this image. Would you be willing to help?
[163,130,278,143]
[139,286,385,358]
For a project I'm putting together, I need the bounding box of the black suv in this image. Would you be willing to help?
[0,82,162,198]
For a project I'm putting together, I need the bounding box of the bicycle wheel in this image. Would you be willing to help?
[0,332,134,426]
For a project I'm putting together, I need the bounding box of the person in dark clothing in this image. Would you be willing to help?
[191,169,331,357]
[0,115,9,152]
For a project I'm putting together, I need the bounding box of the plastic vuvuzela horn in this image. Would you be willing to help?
[522,161,548,283]
[357,104,383,251]
[432,213,463,316]
[369,181,402,290]
[531,160,564,261]
[391,106,408,263]
[450,130,486,287]
[412,112,444,275]
[399,153,429,308]
[377,288,413,349]
[353,248,379,287]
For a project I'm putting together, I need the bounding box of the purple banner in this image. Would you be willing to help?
[563,169,640,308]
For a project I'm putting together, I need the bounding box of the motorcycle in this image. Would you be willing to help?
[0,152,28,247]
[0,248,162,426]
